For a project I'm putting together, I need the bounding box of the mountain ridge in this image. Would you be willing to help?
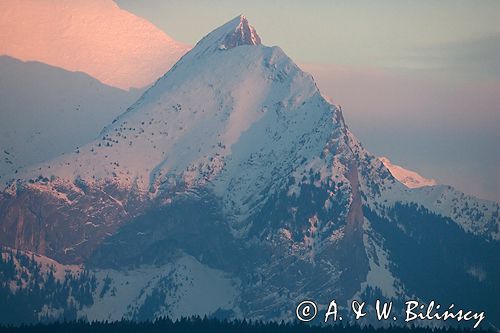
[0,55,142,180]
[0,0,189,90]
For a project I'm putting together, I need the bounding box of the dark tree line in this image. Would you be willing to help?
[0,317,494,333]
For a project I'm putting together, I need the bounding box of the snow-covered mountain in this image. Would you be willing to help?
[0,55,142,180]
[379,156,437,188]
[0,0,189,90]
[0,16,498,328]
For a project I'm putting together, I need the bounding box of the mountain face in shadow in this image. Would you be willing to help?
[0,55,142,179]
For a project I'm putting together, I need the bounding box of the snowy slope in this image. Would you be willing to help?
[0,56,141,180]
[347,135,500,239]
[379,156,437,188]
[11,16,343,216]
[0,0,189,90]
[6,14,498,249]
[378,183,499,239]
[0,247,238,322]
[81,254,239,322]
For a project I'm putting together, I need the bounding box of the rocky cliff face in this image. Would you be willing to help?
[0,179,147,263]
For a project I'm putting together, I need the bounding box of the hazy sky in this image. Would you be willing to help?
[116,0,500,201]
[116,0,499,68]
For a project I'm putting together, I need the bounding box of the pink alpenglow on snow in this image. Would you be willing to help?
[0,0,190,90]
[379,156,437,189]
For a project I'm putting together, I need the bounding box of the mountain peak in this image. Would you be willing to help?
[221,15,262,49]
[379,156,437,188]
[191,15,262,53]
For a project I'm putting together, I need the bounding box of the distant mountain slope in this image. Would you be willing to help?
[379,156,437,188]
[0,0,189,89]
[0,56,141,179]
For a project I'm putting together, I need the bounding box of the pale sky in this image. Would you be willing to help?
[116,0,500,202]
[116,0,500,69]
